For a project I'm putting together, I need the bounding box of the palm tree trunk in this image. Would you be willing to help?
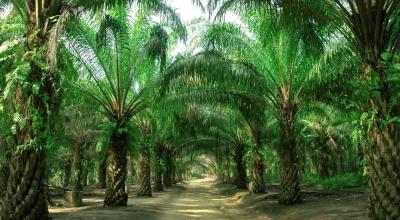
[368,127,400,219]
[330,155,337,176]
[366,65,400,219]
[163,147,173,187]
[63,158,72,187]
[1,150,49,220]
[104,129,128,207]
[82,167,89,187]
[154,171,163,192]
[234,142,247,189]
[319,144,329,179]
[279,149,301,204]
[137,146,152,197]
[97,156,107,189]
[1,25,59,220]
[278,103,301,204]
[153,142,164,192]
[249,149,265,193]
[126,155,133,191]
[0,1,65,218]
[338,153,345,174]
[0,163,9,198]
[172,169,178,184]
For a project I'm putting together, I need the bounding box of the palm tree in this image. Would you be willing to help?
[300,103,352,178]
[243,119,267,193]
[0,0,185,217]
[66,12,148,206]
[208,0,400,217]
[64,3,185,206]
[160,43,269,191]
[326,2,400,218]
[161,17,329,200]
[167,103,261,191]
[150,109,181,191]
[63,104,102,190]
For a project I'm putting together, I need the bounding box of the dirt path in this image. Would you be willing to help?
[50,178,251,220]
[50,178,367,220]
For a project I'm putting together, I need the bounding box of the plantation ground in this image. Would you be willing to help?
[49,179,368,220]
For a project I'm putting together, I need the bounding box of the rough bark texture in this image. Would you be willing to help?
[153,142,164,192]
[278,91,301,205]
[163,172,172,187]
[234,142,247,189]
[338,3,400,218]
[319,144,329,179]
[82,167,89,187]
[163,146,173,187]
[1,14,60,220]
[0,150,49,220]
[154,171,163,192]
[104,129,128,207]
[63,158,72,187]
[126,155,133,186]
[97,156,107,189]
[368,127,400,220]
[137,145,152,197]
[249,149,265,193]
[279,149,301,204]
[0,164,8,198]
[366,65,400,220]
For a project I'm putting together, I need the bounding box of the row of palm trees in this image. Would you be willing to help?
[0,0,186,218]
[0,0,399,219]
[160,1,400,219]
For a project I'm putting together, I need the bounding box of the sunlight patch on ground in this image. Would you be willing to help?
[178,198,199,202]
[176,208,221,214]
[50,206,96,214]
[169,203,200,207]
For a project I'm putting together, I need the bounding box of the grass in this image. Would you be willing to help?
[303,173,368,190]
[264,172,280,182]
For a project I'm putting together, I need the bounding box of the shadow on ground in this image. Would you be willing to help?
[49,179,367,220]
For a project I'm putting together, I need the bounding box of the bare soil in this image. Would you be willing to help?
[49,178,368,220]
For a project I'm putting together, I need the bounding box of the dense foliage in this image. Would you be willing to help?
[0,0,399,220]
